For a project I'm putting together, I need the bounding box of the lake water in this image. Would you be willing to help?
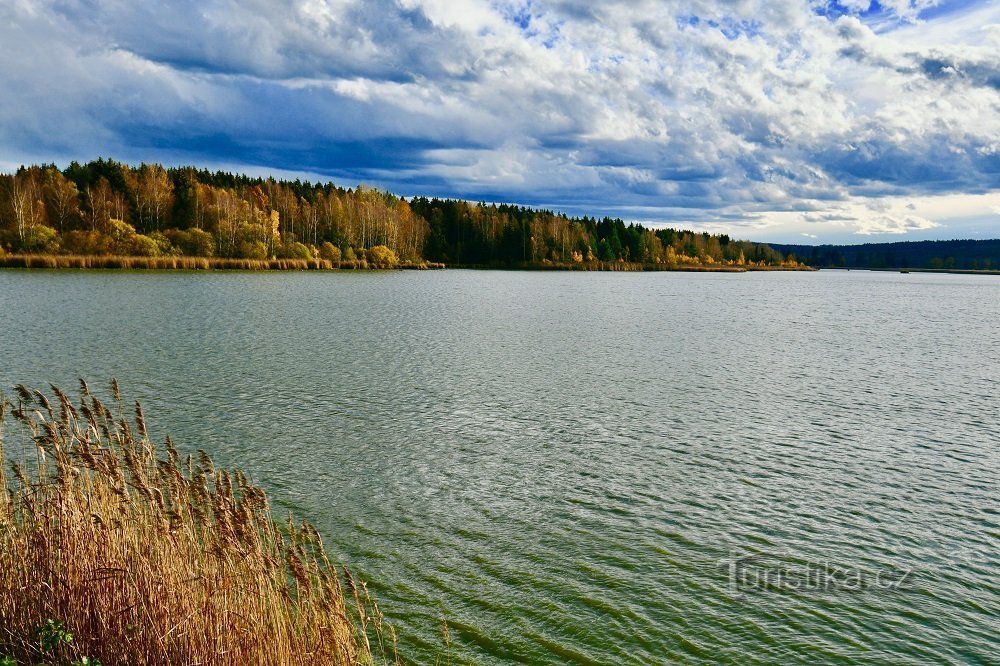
[1,269,997,664]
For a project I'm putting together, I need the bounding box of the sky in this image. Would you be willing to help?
[1,0,998,244]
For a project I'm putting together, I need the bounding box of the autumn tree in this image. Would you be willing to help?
[84,178,114,231]
[5,168,51,243]
[145,164,174,231]
[42,167,81,233]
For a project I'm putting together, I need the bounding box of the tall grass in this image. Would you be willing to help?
[0,381,394,665]
[0,255,445,271]
[0,255,333,270]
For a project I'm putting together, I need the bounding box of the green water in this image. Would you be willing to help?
[1,269,997,664]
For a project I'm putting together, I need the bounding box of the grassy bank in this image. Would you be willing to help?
[0,382,392,665]
[0,254,444,271]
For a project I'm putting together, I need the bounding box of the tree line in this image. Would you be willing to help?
[410,198,790,267]
[771,240,1000,271]
[0,158,795,267]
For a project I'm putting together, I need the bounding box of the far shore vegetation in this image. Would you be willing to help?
[0,381,393,666]
[0,159,805,271]
[771,238,1000,272]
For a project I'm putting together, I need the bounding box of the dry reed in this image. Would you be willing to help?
[0,382,396,666]
[0,255,334,270]
[0,255,444,271]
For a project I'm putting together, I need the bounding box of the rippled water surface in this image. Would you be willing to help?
[1,269,998,664]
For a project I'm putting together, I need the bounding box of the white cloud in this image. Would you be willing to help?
[0,0,997,242]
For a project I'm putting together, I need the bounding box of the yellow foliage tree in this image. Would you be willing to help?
[366,244,399,268]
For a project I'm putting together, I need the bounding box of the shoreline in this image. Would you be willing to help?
[819,267,1000,276]
[452,261,812,272]
[0,254,813,272]
[0,254,444,271]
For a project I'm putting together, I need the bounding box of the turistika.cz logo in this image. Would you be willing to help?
[724,552,914,594]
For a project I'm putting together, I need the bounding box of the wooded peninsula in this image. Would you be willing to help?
[0,159,802,270]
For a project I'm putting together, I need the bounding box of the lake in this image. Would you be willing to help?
[1,269,997,664]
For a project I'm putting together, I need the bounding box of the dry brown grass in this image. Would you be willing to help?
[0,255,336,270]
[0,255,445,271]
[0,381,395,666]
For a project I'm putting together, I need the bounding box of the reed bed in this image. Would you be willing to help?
[0,255,444,271]
[0,255,333,270]
[0,381,394,666]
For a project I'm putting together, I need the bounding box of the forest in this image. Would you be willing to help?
[771,239,1000,271]
[0,158,798,269]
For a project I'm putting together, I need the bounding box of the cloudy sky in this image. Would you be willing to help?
[2,0,998,243]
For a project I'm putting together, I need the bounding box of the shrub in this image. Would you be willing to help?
[60,231,114,256]
[148,231,178,256]
[275,241,313,260]
[9,225,59,253]
[106,219,136,243]
[128,234,161,257]
[366,245,399,268]
[319,242,341,262]
[166,228,215,257]
[236,240,269,260]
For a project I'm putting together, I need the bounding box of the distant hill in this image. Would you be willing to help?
[770,239,1000,271]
